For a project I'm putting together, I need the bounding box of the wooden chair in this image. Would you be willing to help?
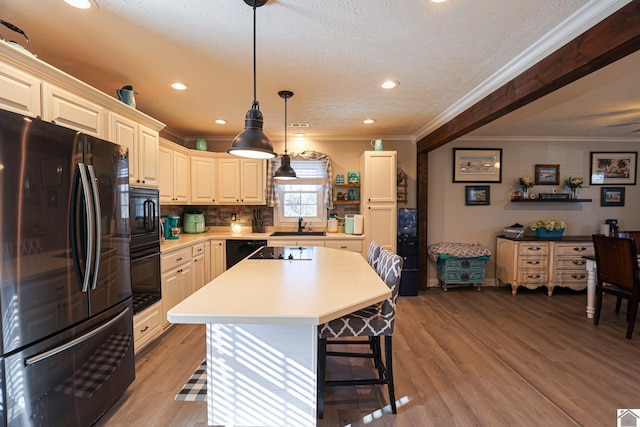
[618,230,640,245]
[592,234,640,339]
[317,248,403,418]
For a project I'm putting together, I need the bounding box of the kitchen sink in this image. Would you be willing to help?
[269,231,326,237]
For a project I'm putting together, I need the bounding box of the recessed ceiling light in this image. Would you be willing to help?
[363,119,376,124]
[430,0,448,3]
[64,0,98,10]
[293,133,305,137]
[170,82,188,91]
[215,119,227,125]
[381,80,399,89]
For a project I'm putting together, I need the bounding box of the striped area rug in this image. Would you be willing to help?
[175,359,206,401]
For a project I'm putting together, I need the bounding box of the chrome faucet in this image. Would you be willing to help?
[298,216,305,232]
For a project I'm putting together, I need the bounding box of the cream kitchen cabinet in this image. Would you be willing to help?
[161,246,192,329]
[267,240,325,248]
[190,155,217,204]
[216,157,265,205]
[158,140,190,203]
[191,243,207,292]
[360,151,397,253]
[133,301,162,354]
[208,240,226,281]
[325,239,364,254]
[43,82,105,137]
[496,237,593,296]
[110,112,160,188]
[0,60,41,117]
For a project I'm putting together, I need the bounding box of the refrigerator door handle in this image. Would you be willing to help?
[87,164,101,290]
[24,306,130,366]
[77,163,95,293]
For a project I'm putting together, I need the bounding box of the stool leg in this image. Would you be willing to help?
[317,338,327,419]
[385,335,397,414]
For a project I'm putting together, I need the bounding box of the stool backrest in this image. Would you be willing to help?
[367,241,382,269]
[376,249,404,333]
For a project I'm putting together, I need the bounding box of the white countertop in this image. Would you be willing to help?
[160,229,364,252]
[167,246,390,326]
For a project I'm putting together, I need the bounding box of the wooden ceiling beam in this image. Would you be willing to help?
[417,0,640,153]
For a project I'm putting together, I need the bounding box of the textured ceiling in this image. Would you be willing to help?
[1,0,637,142]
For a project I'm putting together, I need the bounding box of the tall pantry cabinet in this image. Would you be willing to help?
[360,151,397,253]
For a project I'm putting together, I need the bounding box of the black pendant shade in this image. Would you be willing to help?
[274,90,297,180]
[228,0,276,159]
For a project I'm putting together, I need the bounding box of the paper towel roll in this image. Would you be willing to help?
[600,224,610,235]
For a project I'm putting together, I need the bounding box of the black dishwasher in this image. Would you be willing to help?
[226,239,267,269]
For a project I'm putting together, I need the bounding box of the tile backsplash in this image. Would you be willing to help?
[159,204,359,228]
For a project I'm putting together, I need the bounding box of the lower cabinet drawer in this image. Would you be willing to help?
[325,240,363,253]
[133,301,162,353]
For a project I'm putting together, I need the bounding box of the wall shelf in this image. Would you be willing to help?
[334,200,360,204]
[510,198,592,203]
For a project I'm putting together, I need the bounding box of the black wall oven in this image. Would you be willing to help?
[129,188,161,313]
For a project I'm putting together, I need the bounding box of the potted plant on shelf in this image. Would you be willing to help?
[530,219,567,238]
[564,177,586,199]
[519,176,534,199]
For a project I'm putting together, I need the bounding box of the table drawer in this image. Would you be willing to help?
[517,270,548,284]
[554,271,588,285]
[554,243,593,256]
[517,257,548,270]
[555,257,588,270]
[518,243,549,256]
[161,247,191,272]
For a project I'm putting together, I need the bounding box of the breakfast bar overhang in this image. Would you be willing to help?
[167,246,391,427]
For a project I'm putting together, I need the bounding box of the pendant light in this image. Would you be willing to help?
[274,90,297,180]
[227,0,276,159]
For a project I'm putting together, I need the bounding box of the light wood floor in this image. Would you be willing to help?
[96,286,640,427]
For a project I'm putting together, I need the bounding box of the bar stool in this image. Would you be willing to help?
[317,248,403,418]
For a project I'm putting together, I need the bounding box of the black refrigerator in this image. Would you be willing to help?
[0,109,134,426]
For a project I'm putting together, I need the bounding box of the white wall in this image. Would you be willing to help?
[428,137,640,285]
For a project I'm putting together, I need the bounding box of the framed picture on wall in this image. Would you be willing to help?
[600,187,625,206]
[453,148,502,183]
[589,151,637,185]
[465,185,490,205]
[534,164,560,185]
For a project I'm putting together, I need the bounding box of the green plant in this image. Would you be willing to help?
[530,219,567,231]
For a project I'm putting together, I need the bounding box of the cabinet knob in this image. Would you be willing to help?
[176,257,182,261]
[140,326,149,333]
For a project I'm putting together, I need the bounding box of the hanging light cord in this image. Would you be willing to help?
[284,96,288,154]
[252,0,259,110]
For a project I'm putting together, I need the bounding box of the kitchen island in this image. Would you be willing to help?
[167,245,390,427]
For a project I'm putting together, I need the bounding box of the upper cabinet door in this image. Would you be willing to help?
[136,125,159,188]
[240,159,265,204]
[190,156,216,204]
[109,113,138,183]
[42,83,104,137]
[363,151,397,203]
[217,158,241,204]
[0,61,41,117]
